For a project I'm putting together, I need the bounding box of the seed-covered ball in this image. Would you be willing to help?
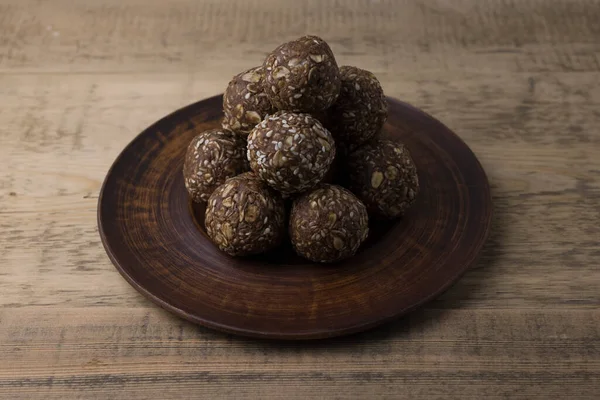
[183,128,248,202]
[205,172,285,256]
[289,184,369,263]
[328,66,387,152]
[247,111,336,195]
[345,139,419,219]
[263,35,341,113]
[222,66,276,136]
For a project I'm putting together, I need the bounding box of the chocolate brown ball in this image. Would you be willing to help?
[289,184,369,263]
[205,172,285,256]
[222,66,276,136]
[345,139,419,219]
[328,66,387,153]
[183,128,248,202]
[263,35,340,113]
[247,111,336,195]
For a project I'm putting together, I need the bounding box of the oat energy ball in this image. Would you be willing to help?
[183,128,248,202]
[328,66,388,152]
[263,35,341,113]
[222,66,276,136]
[205,172,285,256]
[247,111,336,195]
[346,139,419,219]
[289,184,369,263]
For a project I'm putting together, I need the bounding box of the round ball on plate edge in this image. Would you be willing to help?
[289,184,369,263]
[204,172,286,256]
[344,139,419,219]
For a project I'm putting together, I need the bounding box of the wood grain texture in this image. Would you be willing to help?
[1,308,599,399]
[1,0,599,397]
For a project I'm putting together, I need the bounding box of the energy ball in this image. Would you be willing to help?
[289,184,369,263]
[183,128,248,202]
[205,172,285,256]
[328,66,387,153]
[247,111,336,195]
[263,35,341,113]
[345,139,419,219]
[222,66,276,136]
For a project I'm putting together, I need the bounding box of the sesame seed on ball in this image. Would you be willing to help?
[205,172,286,256]
[328,66,388,153]
[263,35,341,113]
[289,184,369,263]
[247,111,336,195]
[183,128,248,203]
[345,139,419,219]
[222,66,276,137]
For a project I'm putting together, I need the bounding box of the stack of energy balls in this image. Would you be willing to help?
[184,35,419,263]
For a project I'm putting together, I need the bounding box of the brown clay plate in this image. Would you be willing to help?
[98,95,492,340]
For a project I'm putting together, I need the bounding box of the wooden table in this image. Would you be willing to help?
[1,0,599,398]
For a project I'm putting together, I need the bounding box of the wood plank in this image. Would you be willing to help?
[0,308,598,399]
[0,0,599,74]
